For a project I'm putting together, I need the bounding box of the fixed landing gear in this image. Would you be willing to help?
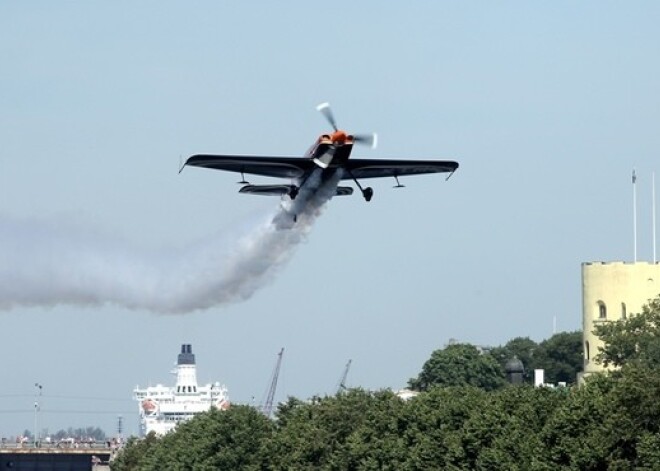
[289,187,299,200]
[346,169,374,202]
[363,187,373,202]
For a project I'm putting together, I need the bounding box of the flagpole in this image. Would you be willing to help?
[633,169,637,262]
[653,171,657,263]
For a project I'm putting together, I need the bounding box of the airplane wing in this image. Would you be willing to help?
[183,154,315,179]
[342,159,459,180]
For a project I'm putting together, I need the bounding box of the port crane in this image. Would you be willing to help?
[335,359,352,395]
[261,348,284,419]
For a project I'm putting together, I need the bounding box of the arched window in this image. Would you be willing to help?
[585,341,590,360]
[621,302,627,319]
[598,301,607,319]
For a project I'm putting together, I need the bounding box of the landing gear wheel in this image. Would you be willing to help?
[363,187,373,202]
[289,187,299,200]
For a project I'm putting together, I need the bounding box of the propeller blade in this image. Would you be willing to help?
[353,133,378,149]
[316,102,338,131]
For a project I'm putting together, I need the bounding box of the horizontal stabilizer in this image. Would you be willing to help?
[239,184,295,196]
[335,186,353,196]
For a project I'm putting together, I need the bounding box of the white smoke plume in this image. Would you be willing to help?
[0,169,341,314]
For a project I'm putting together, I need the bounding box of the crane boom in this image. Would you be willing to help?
[336,359,352,395]
[262,348,284,419]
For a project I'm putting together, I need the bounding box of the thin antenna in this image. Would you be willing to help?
[553,316,557,335]
[653,171,657,263]
[633,169,638,262]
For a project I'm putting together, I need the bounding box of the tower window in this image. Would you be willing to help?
[585,341,590,360]
[598,301,607,319]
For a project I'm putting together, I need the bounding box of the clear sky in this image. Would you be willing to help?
[1,2,659,437]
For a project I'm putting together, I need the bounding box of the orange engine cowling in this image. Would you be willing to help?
[331,130,347,144]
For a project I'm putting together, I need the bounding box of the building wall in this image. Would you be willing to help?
[582,261,660,375]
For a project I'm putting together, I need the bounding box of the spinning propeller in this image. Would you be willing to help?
[316,102,378,149]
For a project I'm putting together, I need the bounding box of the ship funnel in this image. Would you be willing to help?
[178,344,196,365]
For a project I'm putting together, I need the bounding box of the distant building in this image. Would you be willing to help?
[581,261,660,376]
[395,389,420,401]
[505,356,524,385]
[134,344,229,436]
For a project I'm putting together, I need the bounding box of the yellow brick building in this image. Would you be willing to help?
[582,261,660,375]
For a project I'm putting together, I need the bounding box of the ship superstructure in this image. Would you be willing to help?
[133,344,229,436]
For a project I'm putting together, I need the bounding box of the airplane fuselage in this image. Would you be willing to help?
[305,131,356,171]
[291,133,361,199]
[306,142,354,165]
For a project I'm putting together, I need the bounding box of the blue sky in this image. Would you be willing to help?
[1,2,659,437]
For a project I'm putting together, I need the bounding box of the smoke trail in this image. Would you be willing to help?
[0,170,341,314]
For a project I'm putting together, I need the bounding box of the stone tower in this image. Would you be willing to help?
[582,261,660,376]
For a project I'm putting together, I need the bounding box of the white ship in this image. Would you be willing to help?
[133,344,230,436]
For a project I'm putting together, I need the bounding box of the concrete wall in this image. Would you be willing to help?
[582,261,660,375]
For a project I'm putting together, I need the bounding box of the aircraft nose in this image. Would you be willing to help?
[332,130,347,145]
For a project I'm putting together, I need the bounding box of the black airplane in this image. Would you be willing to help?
[181,103,458,203]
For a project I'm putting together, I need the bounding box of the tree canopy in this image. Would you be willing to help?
[408,343,506,392]
[490,331,583,385]
[112,373,660,470]
[490,336,538,382]
[113,313,660,470]
[533,331,583,384]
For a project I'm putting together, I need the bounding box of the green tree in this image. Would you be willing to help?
[409,343,506,391]
[534,331,583,384]
[111,432,159,471]
[537,374,615,469]
[536,366,660,469]
[491,332,582,385]
[637,432,660,470]
[111,406,273,471]
[404,386,489,469]
[459,386,563,470]
[330,390,408,471]
[594,294,660,368]
[490,336,538,383]
[265,389,378,470]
